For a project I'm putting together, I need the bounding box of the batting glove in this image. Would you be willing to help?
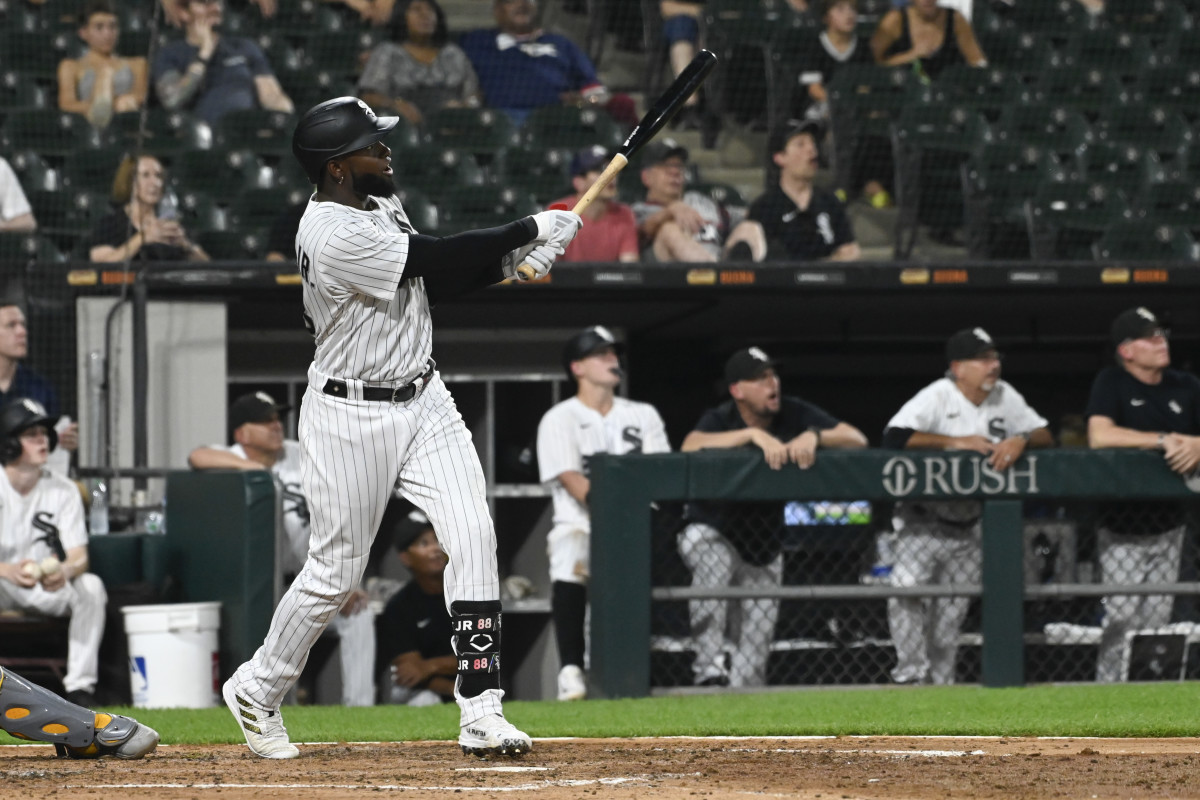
[530,209,582,250]
[502,241,565,281]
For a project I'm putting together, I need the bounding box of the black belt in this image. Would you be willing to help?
[322,361,434,403]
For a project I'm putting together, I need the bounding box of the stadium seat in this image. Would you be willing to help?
[495,146,574,205]
[278,70,357,119]
[522,106,625,151]
[1,29,77,82]
[169,148,266,195]
[0,70,49,116]
[193,228,268,261]
[828,64,920,138]
[8,149,59,192]
[214,109,298,159]
[934,66,1033,123]
[1035,67,1137,120]
[227,187,311,231]
[972,30,1061,78]
[0,232,64,267]
[393,187,439,234]
[1081,141,1166,198]
[61,146,125,193]
[109,110,213,157]
[1129,180,1200,231]
[1108,0,1190,45]
[962,143,1068,257]
[426,107,521,166]
[996,104,1092,168]
[703,0,790,132]
[893,102,992,155]
[0,109,108,158]
[766,13,821,133]
[304,28,380,80]
[1138,66,1200,124]
[1064,31,1153,75]
[25,189,109,255]
[392,146,485,199]
[1092,220,1198,261]
[438,186,541,234]
[177,190,229,233]
[1008,0,1089,39]
[1025,180,1131,260]
[1095,104,1193,179]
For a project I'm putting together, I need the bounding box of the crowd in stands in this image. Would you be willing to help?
[3,0,1196,264]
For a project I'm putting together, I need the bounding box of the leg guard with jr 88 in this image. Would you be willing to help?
[0,666,159,759]
[452,600,531,758]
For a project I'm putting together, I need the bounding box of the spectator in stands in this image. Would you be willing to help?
[789,0,872,126]
[1086,307,1200,683]
[264,200,306,262]
[0,302,79,464]
[89,155,209,263]
[57,0,149,129]
[0,398,106,707]
[632,140,765,262]
[659,1,705,129]
[459,0,637,129]
[152,0,294,127]
[358,0,481,126]
[871,0,986,82]
[376,511,456,706]
[550,146,639,263]
[188,392,376,706]
[744,120,860,262]
[882,328,1052,685]
[160,0,277,27]
[679,347,866,687]
[537,326,671,700]
[0,158,37,233]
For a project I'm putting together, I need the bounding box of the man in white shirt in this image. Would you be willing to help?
[0,157,36,232]
[881,328,1053,685]
[536,326,670,700]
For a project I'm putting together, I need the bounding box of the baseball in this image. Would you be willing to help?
[21,561,42,581]
[39,556,62,576]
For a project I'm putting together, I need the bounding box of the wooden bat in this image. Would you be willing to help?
[517,49,719,280]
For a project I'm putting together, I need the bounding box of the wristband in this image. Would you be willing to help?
[1018,431,1032,443]
[1158,433,1167,450]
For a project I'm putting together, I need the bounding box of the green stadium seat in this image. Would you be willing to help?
[1095,104,1193,178]
[25,189,109,254]
[1025,180,1131,260]
[170,148,265,195]
[278,70,357,119]
[1130,180,1200,231]
[214,109,298,158]
[393,146,485,198]
[1,29,77,82]
[997,104,1092,167]
[894,102,992,155]
[1064,31,1153,75]
[304,28,379,79]
[438,186,541,234]
[426,107,521,164]
[1035,66,1135,120]
[828,64,920,138]
[227,187,311,231]
[61,146,125,193]
[177,190,229,233]
[962,143,1068,257]
[1092,220,1198,261]
[0,232,64,267]
[1108,0,1189,45]
[0,109,108,158]
[1138,66,1200,124]
[393,187,439,234]
[0,70,50,115]
[935,66,1033,123]
[8,149,59,192]
[497,146,574,205]
[110,110,213,157]
[522,106,625,150]
[765,13,821,131]
[1008,0,1089,38]
[973,30,1062,78]
[1082,141,1166,198]
[194,228,268,260]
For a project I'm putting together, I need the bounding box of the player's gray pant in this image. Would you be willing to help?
[678,522,782,687]
[0,573,107,693]
[887,515,981,686]
[234,374,502,727]
[1095,525,1184,683]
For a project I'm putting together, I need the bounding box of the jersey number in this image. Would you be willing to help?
[297,247,316,335]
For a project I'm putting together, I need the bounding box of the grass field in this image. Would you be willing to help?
[5,683,1200,746]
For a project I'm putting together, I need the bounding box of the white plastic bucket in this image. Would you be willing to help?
[121,602,221,708]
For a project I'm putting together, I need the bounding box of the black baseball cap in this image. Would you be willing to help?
[228,391,289,439]
[1111,306,1166,346]
[641,138,689,166]
[571,144,609,176]
[768,118,824,155]
[946,327,1000,362]
[394,509,435,552]
[725,347,775,384]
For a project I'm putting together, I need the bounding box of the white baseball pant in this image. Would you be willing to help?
[0,573,107,693]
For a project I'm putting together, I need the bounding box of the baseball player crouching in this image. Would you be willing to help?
[536,326,670,700]
[881,328,1053,685]
[189,391,376,707]
[222,97,580,759]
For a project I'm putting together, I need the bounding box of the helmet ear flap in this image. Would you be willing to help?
[0,436,22,464]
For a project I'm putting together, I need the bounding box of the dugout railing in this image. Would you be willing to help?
[589,449,1200,698]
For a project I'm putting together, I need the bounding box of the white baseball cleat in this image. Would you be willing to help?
[222,678,300,759]
[556,665,587,701]
[459,713,532,758]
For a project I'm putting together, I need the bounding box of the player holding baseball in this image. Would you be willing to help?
[223,97,580,759]
[0,398,107,708]
[881,328,1053,685]
[536,326,670,700]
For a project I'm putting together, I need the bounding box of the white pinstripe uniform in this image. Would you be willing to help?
[884,377,1047,685]
[217,440,375,706]
[537,397,670,583]
[0,467,106,694]
[232,193,505,728]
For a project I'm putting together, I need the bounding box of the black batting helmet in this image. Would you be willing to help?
[562,325,622,380]
[0,398,57,464]
[292,96,399,184]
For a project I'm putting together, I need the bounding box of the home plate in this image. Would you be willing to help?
[454,766,550,772]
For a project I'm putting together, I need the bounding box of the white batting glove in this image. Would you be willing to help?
[530,209,582,250]
[510,241,564,281]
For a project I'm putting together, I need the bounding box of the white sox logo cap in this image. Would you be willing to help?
[946,328,999,362]
[724,346,774,384]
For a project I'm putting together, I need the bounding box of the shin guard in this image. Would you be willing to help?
[451,600,502,698]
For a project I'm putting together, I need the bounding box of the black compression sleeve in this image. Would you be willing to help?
[881,427,916,449]
[404,218,536,280]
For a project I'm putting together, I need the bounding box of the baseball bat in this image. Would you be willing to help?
[517,49,719,280]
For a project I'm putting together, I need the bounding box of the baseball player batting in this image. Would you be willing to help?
[223,96,580,759]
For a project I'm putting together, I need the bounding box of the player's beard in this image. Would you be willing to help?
[353,170,396,199]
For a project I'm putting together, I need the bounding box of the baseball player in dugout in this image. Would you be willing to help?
[881,328,1053,685]
[0,398,106,708]
[0,666,158,759]
[222,96,580,760]
[189,391,376,707]
[536,326,671,701]
[1085,307,1200,683]
[679,347,867,687]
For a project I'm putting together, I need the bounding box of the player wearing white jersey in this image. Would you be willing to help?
[222,97,580,760]
[0,398,106,706]
[881,328,1053,685]
[189,392,375,707]
[536,326,670,701]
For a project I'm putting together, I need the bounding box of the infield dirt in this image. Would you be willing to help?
[5,736,1200,799]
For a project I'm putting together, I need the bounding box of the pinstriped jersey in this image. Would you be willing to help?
[0,468,87,564]
[537,396,670,533]
[295,193,432,383]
